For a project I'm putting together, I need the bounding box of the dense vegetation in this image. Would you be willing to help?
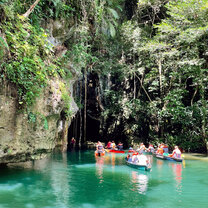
[105,0,208,152]
[0,0,207,152]
[0,0,73,113]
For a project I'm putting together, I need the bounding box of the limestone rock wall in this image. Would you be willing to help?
[0,79,78,164]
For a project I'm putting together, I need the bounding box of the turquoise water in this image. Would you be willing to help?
[0,151,208,208]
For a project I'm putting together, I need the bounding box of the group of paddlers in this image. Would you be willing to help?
[95,141,124,154]
[105,141,123,150]
[126,142,182,166]
[95,141,182,166]
[155,144,182,158]
[127,151,150,166]
[131,142,182,159]
[127,143,151,166]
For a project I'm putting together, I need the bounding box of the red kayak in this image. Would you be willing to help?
[105,149,125,153]
[128,150,135,153]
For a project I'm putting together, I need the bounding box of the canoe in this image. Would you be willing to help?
[105,149,125,153]
[95,151,105,156]
[143,151,154,155]
[153,153,166,160]
[164,155,183,162]
[125,158,151,171]
[153,153,183,162]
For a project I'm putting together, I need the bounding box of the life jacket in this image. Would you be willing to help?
[107,142,111,147]
[163,146,169,153]
[157,148,164,155]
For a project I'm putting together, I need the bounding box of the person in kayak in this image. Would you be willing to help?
[137,152,149,166]
[106,141,112,149]
[147,144,155,153]
[156,144,164,155]
[111,141,116,150]
[162,144,169,154]
[127,153,132,162]
[70,137,76,149]
[136,143,146,153]
[96,141,104,153]
[117,142,123,150]
[132,152,139,163]
[170,146,182,158]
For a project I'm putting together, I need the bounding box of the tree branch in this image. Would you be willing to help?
[135,73,152,102]
[22,0,41,18]
[191,85,198,106]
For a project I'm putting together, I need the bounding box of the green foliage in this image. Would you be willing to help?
[6,0,75,25]
[41,115,49,130]
[75,97,83,109]
[59,82,72,117]
[0,36,8,61]
[55,57,73,79]
[28,112,36,123]
[94,0,121,37]
[120,21,142,53]
[102,0,207,151]
[0,2,75,131]
[28,112,48,130]
[1,15,52,106]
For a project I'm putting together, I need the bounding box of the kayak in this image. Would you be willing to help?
[153,153,183,162]
[125,158,151,171]
[143,151,154,155]
[153,153,166,160]
[164,155,183,162]
[105,149,125,153]
[95,151,105,156]
[128,150,135,153]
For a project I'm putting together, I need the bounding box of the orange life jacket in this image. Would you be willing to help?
[157,148,164,155]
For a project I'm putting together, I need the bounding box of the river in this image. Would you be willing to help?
[0,151,208,208]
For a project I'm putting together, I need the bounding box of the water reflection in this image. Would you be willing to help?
[101,153,123,167]
[95,153,126,184]
[170,163,183,193]
[95,156,105,183]
[131,171,149,195]
[50,152,71,207]
[156,159,164,168]
[111,153,116,168]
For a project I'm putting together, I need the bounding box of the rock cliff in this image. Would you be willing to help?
[0,78,78,164]
[0,15,80,164]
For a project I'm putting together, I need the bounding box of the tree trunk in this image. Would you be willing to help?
[191,86,198,106]
[135,73,152,102]
[133,72,136,99]
[200,86,208,153]
[158,59,163,98]
[84,70,87,145]
[158,59,164,139]
[22,0,41,18]
[79,80,82,148]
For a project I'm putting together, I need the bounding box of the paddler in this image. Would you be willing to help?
[156,144,164,155]
[96,141,104,153]
[170,146,182,158]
